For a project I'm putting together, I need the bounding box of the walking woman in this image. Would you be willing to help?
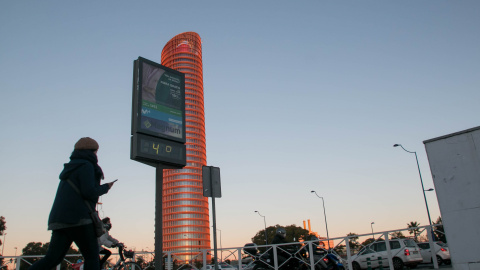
[30,137,116,270]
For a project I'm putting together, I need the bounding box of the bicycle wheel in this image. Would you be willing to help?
[119,262,142,270]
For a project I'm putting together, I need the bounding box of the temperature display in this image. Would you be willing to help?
[132,133,186,167]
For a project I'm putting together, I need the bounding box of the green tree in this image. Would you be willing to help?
[333,244,346,255]
[21,242,80,270]
[0,216,6,266]
[143,257,155,270]
[21,242,49,270]
[390,231,406,239]
[361,238,375,246]
[135,255,146,269]
[347,233,360,251]
[283,224,312,242]
[0,216,5,240]
[251,226,273,246]
[433,216,447,243]
[407,221,421,239]
[251,224,314,252]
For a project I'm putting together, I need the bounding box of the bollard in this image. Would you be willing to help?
[378,256,383,270]
[367,257,372,270]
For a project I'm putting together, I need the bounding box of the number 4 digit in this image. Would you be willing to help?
[152,143,159,154]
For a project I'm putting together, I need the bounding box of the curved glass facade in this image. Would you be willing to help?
[161,32,209,263]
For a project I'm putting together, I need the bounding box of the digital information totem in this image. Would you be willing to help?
[131,56,186,168]
[131,57,186,270]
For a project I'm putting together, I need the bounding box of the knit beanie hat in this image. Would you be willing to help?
[74,137,99,150]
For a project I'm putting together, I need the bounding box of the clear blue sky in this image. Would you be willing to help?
[1,1,479,256]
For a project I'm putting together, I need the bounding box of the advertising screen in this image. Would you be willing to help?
[131,57,186,168]
[134,57,186,143]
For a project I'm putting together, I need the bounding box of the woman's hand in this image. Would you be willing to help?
[108,181,116,189]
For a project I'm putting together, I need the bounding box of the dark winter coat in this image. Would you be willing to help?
[47,150,110,230]
[271,235,301,259]
[270,235,291,258]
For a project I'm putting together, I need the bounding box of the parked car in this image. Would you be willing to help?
[417,241,451,265]
[351,239,423,270]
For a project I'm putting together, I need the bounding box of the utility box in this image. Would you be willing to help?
[423,126,480,270]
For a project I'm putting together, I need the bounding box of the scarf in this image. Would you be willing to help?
[70,150,104,181]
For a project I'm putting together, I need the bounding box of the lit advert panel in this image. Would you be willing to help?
[131,57,186,168]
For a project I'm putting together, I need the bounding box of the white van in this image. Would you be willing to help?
[418,241,451,265]
[351,239,423,270]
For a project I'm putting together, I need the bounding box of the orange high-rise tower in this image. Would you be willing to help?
[161,32,209,262]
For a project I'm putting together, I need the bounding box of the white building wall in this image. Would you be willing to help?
[424,126,480,270]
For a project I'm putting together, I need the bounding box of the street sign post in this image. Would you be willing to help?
[202,166,222,270]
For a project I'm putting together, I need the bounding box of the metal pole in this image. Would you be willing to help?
[414,152,434,237]
[219,229,222,262]
[371,222,375,240]
[311,191,330,249]
[212,197,218,270]
[321,197,331,249]
[394,144,434,240]
[211,170,219,270]
[212,227,223,263]
[155,165,164,270]
[255,211,268,245]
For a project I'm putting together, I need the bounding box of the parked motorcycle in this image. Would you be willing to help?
[312,249,344,270]
[307,236,344,270]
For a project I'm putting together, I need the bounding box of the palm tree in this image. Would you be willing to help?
[407,221,421,239]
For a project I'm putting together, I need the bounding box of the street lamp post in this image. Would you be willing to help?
[311,191,331,249]
[254,211,268,245]
[394,144,434,239]
[371,222,375,240]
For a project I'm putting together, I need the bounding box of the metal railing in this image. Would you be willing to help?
[0,224,447,270]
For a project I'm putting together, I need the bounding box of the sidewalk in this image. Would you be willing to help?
[415,264,453,270]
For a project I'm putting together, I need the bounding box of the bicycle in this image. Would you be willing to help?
[70,246,141,270]
[108,246,142,270]
[71,259,84,270]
